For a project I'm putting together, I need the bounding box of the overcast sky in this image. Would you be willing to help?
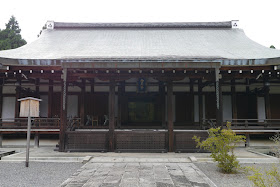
[1,0,280,48]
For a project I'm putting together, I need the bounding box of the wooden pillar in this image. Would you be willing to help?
[167,81,174,152]
[215,68,223,127]
[190,79,194,124]
[80,79,85,125]
[90,79,95,94]
[0,133,2,148]
[109,79,115,151]
[59,69,68,152]
[48,80,53,118]
[15,76,21,118]
[117,81,124,128]
[198,79,203,128]
[0,79,3,123]
[231,80,237,121]
[34,134,39,148]
[159,81,166,127]
[264,78,271,120]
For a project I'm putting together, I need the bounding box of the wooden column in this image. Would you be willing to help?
[15,76,21,118]
[90,79,95,94]
[215,68,223,127]
[35,78,40,147]
[231,80,237,121]
[159,81,166,127]
[264,78,271,120]
[109,79,115,151]
[48,80,53,118]
[167,81,174,152]
[0,133,2,148]
[59,69,68,152]
[117,81,125,128]
[80,79,85,125]
[190,79,194,124]
[198,79,203,128]
[0,79,3,123]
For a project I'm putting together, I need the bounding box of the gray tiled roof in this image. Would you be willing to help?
[0,21,280,62]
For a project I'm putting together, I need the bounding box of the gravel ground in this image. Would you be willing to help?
[195,162,280,187]
[0,162,83,187]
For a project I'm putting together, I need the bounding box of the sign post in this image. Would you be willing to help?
[18,97,41,167]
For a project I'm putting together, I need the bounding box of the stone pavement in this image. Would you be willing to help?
[60,159,216,187]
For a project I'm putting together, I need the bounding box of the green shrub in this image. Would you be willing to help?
[193,122,245,173]
[245,165,280,187]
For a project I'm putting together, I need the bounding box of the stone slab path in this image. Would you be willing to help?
[60,158,216,187]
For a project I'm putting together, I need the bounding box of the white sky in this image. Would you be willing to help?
[0,0,280,48]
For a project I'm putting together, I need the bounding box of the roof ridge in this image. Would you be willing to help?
[52,21,232,29]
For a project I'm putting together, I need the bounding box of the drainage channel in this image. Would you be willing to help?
[0,150,16,160]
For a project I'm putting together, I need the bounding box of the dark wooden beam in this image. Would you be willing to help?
[117,81,125,128]
[167,81,174,152]
[80,79,86,126]
[48,80,53,118]
[198,79,203,128]
[14,76,21,118]
[109,79,115,151]
[90,79,95,94]
[190,79,194,124]
[231,80,237,120]
[264,78,271,119]
[0,79,3,125]
[215,71,223,127]
[159,81,166,127]
[59,70,68,152]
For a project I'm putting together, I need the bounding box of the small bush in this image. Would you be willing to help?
[193,122,245,173]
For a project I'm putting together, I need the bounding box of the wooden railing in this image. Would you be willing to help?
[0,118,60,128]
[203,119,280,129]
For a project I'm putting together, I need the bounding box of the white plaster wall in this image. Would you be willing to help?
[125,86,137,92]
[2,97,15,121]
[257,97,266,122]
[94,86,109,92]
[39,86,49,92]
[203,86,215,92]
[2,85,16,94]
[270,85,280,94]
[148,86,159,92]
[235,85,246,92]
[223,95,232,122]
[39,95,48,117]
[53,86,62,92]
[173,85,189,92]
[67,95,78,118]
[222,86,231,92]
[68,86,81,92]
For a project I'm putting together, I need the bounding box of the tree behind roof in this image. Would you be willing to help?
[0,15,27,51]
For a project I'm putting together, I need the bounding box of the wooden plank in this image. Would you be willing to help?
[190,79,194,124]
[117,81,125,128]
[48,80,53,117]
[15,76,21,118]
[264,78,271,119]
[159,81,166,127]
[167,81,174,152]
[108,79,115,151]
[198,79,203,128]
[231,80,237,120]
[59,70,68,152]
[80,79,85,126]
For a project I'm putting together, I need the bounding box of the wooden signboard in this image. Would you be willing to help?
[18,97,42,117]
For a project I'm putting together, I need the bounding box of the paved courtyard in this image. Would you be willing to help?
[60,159,216,187]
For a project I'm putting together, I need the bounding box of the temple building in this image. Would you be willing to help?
[0,20,280,152]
